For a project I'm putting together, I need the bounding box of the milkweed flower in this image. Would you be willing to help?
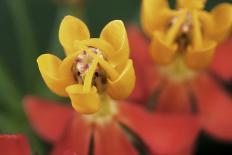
[128,15,232,155]
[0,135,31,155]
[37,15,135,114]
[141,0,232,70]
[24,96,201,155]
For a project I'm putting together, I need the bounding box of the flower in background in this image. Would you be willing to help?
[141,0,231,69]
[24,96,200,155]
[0,135,31,155]
[127,0,232,153]
[37,16,135,114]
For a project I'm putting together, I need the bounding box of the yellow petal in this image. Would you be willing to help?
[107,60,135,100]
[149,32,177,64]
[66,84,102,114]
[185,40,217,70]
[58,51,82,83]
[37,54,73,96]
[200,3,232,42]
[141,0,175,37]
[100,20,129,66]
[177,0,206,10]
[59,15,90,56]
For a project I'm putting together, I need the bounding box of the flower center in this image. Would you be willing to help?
[83,95,118,125]
[72,47,107,93]
[159,56,196,83]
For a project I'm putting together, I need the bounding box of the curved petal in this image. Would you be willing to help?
[210,37,232,81]
[59,15,90,55]
[192,75,232,141]
[200,3,232,43]
[141,0,175,37]
[37,54,74,96]
[100,20,129,66]
[155,83,192,114]
[150,32,177,64]
[24,96,73,142]
[51,115,92,155]
[107,60,135,100]
[118,102,201,155]
[0,135,31,155]
[127,26,161,103]
[94,122,138,155]
[66,84,102,114]
[185,40,217,70]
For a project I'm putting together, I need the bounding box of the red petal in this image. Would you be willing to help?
[0,135,31,155]
[94,122,138,155]
[24,96,73,142]
[210,37,232,81]
[51,115,91,155]
[127,26,161,103]
[156,82,192,114]
[119,102,200,154]
[192,74,232,140]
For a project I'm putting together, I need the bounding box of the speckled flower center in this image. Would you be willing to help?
[72,47,107,93]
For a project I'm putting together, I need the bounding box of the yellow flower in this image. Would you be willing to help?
[37,16,135,114]
[141,0,232,70]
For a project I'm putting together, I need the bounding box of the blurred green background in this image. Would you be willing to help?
[0,0,232,154]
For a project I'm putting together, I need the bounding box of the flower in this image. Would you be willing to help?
[24,96,200,155]
[0,134,31,155]
[128,24,232,153]
[141,0,232,69]
[37,15,135,114]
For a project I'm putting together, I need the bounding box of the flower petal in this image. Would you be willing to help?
[94,122,138,155]
[24,96,73,142]
[155,83,192,114]
[66,84,102,114]
[150,32,177,64]
[51,115,91,155]
[37,54,74,96]
[210,37,232,81]
[100,20,129,66]
[127,26,161,103]
[200,3,232,43]
[192,75,232,141]
[177,0,205,9]
[107,60,135,100]
[59,15,90,55]
[141,0,175,37]
[119,102,200,154]
[0,135,31,155]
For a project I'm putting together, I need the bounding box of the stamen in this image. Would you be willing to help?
[72,47,107,93]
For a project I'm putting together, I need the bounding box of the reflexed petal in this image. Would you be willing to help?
[192,75,232,141]
[141,0,175,37]
[66,84,102,114]
[51,115,91,155]
[127,26,161,102]
[150,32,177,64]
[155,83,192,114]
[119,102,200,154]
[59,15,90,55]
[0,135,31,155]
[185,40,217,70]
[100,20,129,66]
[200,3,232,43]
[107,60,135,100]
[94,122,138,155]
[37,54,73,96]
[24,96,73,142]
[210,37,232,81]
